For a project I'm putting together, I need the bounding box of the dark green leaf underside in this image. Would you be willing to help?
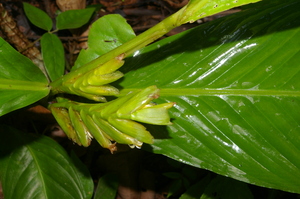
[117,0,300,193]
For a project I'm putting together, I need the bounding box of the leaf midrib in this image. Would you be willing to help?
[0,78,49,91]
[26,144,49,199]
[119,88,300,97]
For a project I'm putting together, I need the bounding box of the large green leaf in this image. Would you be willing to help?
[178,0,261,24]
[116,0,300,193]
[50,0,260,96]
[0,125,93,199]
[0,38,49,116]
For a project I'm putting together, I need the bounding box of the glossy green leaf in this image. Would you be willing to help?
[41,33,65,81]
[73,14,136,70]
[71,0,256,72]
[0,125,93,199]
[69,151,94,198]
[178,0,261,24]
[51,0,261,96]
[116,0,300,193]
[94,173,119,199]
[23,2,52,31]
[56,8,95,30]
[0,38,49,116]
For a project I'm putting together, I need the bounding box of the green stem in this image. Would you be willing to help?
[0,78,49,91]
[49,8,185,94]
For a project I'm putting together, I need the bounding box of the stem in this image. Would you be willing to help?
[0,78,49,91]
[50,7,186,94]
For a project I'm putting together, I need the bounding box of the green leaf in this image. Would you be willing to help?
[199,176,253,199]
[41,33,65,81]
[180,174,211,199]
[117,0,300,194]
[168,179,183,198]
[178,0,261,24]
[0,84,49,116]
[0,38,49,116]
[73,14,136,70]
[51,0,261,96]
[56,8,95,30]
[164,172,183,179]
[94,173,119,199]
[0,125,93,199]
[70,151,94,199]
[23,2,52,31]
[0,38,47,82]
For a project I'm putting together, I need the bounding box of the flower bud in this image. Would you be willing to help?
[86,71,124,86]
[99,92,135,119]
[49,106,81,144]
[51,54,125,101]
[79,85,119,96]
[131,102,175,125]
[91,54,125,75]
[117,85,160,118]
[68,107,92,147]
[80,110,117,153]
[108,117,154,144]
[49,85,174,152]
[92,115,143,148]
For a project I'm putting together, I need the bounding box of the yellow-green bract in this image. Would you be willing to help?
[50,54,126,102]
[49,85,174,153]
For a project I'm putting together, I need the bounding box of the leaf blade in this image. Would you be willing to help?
[56,8,95,30]
[0,38,48,82]
[117,0,300,193]
[94,173,119,199]
[41,33,65,81]
[73,14,136,69]
[0,38,49,116]
[23,2,52,31]
[0,125,93,199]
[179,0,261,24]
[0,89,49,116]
